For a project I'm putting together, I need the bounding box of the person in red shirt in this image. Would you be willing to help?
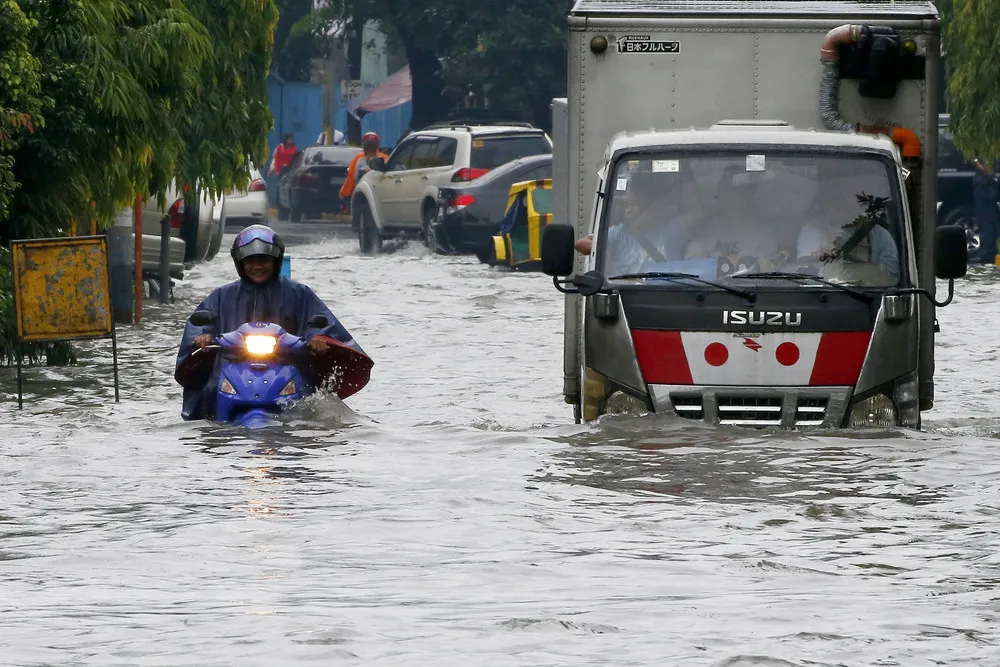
[340,132,389,201]
[268,134,298,178]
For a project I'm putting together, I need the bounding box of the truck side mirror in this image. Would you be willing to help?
[307,315,329,328]
[934,225,969,280]
[542,223,576,276]
[190,310,216,327]
[367,157,386,173]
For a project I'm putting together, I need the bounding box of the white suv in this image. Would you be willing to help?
[350,123,552,254]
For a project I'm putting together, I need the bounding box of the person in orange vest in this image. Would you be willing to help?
[268,134,298,178]
[340,132,389,201]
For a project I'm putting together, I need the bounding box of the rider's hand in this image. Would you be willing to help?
[308,337,330,354]
[574,235,593,255]
[194,334,213,349]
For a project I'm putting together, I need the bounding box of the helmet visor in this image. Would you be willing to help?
[233,227,281,263]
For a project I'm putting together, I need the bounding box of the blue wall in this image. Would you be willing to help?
[266,78,324,158]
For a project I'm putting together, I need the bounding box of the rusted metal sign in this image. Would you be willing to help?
[11,236,113,341]
[9,235,119,408]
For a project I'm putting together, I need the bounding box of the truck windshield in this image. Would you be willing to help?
[599,151,905,287]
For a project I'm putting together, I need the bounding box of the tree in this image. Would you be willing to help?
[302,0,462,129]
[939,0,1000,160]
[0,0,278,364]
[444,0,572,132]
[0,0,41,224]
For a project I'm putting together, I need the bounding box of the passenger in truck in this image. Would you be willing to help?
[796,176,899,280]
[599,171,697,275]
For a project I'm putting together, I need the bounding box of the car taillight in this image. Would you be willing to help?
[451,167,490,182]
[248,178,265,192]
[449,194,476,210]
[298,170,319,186]
[168,199,185,229]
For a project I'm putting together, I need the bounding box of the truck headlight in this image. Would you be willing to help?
[892,372,920,428]
[603,390,649,416]
[847,393,898,428]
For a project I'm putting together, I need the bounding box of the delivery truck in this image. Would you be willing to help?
[543,0,968,428]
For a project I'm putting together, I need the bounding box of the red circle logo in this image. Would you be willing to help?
[775,342,800,366]
[705,342,729,367]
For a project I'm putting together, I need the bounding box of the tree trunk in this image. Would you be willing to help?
[402,40,450,130]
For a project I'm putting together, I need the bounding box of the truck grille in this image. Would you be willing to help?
[665,392,834,428]
[717,396,783,426]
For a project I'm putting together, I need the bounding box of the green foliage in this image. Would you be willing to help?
[294,0,571,130]
[0,0,42,223]
[939,0,1000,160]
[445,0,573,130]
[0,0,278,365]
[0,0,279,244]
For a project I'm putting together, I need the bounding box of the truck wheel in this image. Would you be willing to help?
[421,203,437,250]
[358,203,382,256]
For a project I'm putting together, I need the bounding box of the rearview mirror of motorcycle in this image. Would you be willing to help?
[307,315,329,328]
[190,310,216,327]
[542,223,577,277]
[934,224,969,280]
[366,157,386,173]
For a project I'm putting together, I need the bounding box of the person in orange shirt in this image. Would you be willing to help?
[340,132,389,201]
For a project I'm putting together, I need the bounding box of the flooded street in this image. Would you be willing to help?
[2,226,1000,666]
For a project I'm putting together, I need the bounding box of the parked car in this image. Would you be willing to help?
[142,182,217,263]
[222,166,268,228]
[276,146,357,222]
[351,123,552,254]
[432,154,552,254]
[479,178,553,270]
[937,113,1000,261]
[140,233,187,279]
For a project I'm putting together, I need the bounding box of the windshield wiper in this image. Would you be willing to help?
[729,271,874,303]
[608,272,756,301]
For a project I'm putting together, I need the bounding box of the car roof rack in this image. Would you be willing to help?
[418,120,540,132]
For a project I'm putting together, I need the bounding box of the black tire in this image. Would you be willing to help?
[941,205,982,256]
[358,203,382,255]
[290,207,302,222]
[421,204,437,249]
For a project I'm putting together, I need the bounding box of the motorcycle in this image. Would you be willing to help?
[176,310,373,428]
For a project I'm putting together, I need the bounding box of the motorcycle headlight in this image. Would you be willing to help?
[278,379,297,397]
[220,378,237,395]
[603,390,649,416]
[245,335,277,356]
[847,393,898,428]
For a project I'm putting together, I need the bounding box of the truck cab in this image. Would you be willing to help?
[545,0,967,428]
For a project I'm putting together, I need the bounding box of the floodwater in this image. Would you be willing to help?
[2,225,999,666]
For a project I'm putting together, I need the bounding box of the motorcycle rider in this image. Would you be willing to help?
[174,224,365,420]
[339,132,390,201]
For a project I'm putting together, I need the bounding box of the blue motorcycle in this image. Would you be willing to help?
[181,310,371,428]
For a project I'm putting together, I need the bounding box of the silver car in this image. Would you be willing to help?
[222,166,268,229]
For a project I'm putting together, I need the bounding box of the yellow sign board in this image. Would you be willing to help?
[11,236,114,342]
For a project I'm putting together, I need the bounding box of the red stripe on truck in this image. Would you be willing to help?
[631,330,693,384]
[808,332,871,385]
